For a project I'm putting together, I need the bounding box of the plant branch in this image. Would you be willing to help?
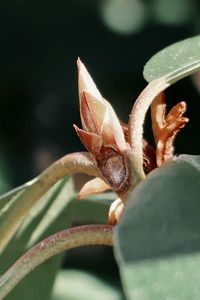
[128,78,170,187]
[127,59,200,191]
[0,224,113,300]
[0,152,100,253]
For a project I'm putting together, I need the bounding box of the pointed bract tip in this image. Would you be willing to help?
[180,101,187,109]
[77,59,102,100]
[77,57,82,69]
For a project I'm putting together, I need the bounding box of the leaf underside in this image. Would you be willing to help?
[0,176,112,300]
[143,35,200,82]
[1,35,200,300]
[115,155,200,300]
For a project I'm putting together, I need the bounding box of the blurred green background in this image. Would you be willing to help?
[0,1,200,298]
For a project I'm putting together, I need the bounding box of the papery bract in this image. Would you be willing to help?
[74,59,130,199]
[74,59,188,225]
[76,59,127,153]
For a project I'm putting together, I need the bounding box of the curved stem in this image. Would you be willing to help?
[0,224,113,300]
[0,152,100,253]
[128,59,200,189]
[128,78,170,187]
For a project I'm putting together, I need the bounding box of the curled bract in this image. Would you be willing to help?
[74,60,189,225]
[151,92,189,167]
[74,59,131,198]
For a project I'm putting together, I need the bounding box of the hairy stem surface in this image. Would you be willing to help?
[0,152,100,253]
[128,60,200,189]
[128,78,170,188]
[0,224,113,299]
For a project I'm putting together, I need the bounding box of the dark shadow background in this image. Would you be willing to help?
[0,0,200,296]
[0,0,200,191]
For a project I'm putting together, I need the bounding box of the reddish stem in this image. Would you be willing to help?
[0,224,113,299]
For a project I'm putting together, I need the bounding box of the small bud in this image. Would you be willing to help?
[77,59,127,154]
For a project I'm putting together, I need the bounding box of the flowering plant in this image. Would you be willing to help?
[0,36,200,300]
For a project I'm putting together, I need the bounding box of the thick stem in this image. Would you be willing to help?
[0,224,113,300]
[128,78,170,188]
[0,152,100,253]
[128,59,200,188]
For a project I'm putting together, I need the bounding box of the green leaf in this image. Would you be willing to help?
[51,269,124,300]
[71,192,115,224]
[0,177,41,252]
[143,35,200,83]
[0,176,112,299]
[0,177,75,300]
[114,155,200,300]
[0,177,37,212]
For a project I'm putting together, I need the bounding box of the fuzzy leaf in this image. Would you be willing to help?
[0,177,112,299]
[51,269,124,300]
[143,35,200,83]
[0,177,75,300]
[71,192,115,224]
[0,178,37,212]
[114,155,200,300]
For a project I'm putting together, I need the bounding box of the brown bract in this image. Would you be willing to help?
[74,59,189,224]
[74,59,131,199]
[151,92,189,167]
